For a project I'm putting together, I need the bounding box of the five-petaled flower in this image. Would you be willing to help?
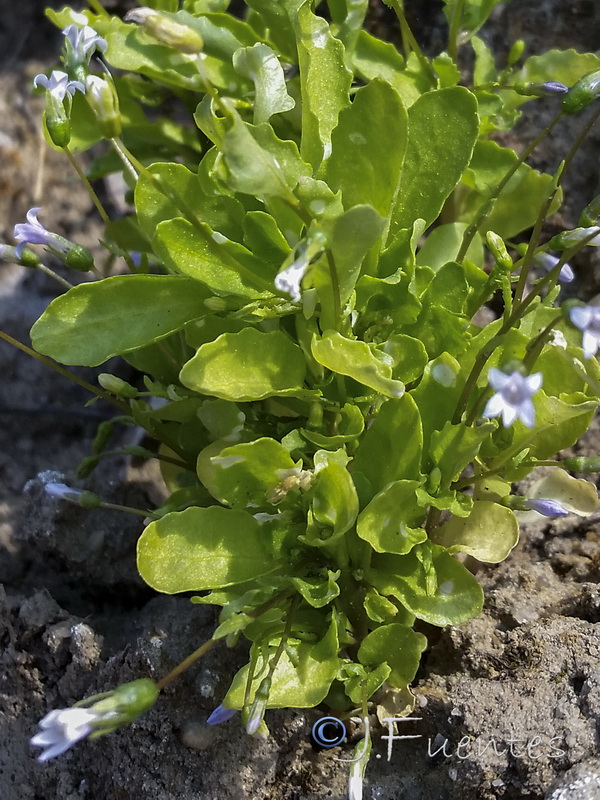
[483,368,543,428]
[33,70,84,102]
[31,707,103,762]
[62,24,107,64]
[569,304,600,359]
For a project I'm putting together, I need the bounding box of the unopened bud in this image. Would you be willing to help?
[579,193,600,227]
[507,39,525,67]
[514,81,568,97]
[548,226,600,250]
[244,677,270,736]
[562,68,600,114]
[486,231,512,269]
[98,373,138,398]
[85,75,122,138]
[125,8,204,54]
[562,456,600,472]
[0,243,41,268]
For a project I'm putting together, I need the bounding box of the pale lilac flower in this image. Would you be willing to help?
[534,252,574,283]
[483,368,543,428]
[569,305,600,359]
[62,24,107,63]
[207,704,237,725]
[33,70,84,101]
[31,707,100,762]
[44,482,84,502]
[13,208,68,259]
[525,498,570,517]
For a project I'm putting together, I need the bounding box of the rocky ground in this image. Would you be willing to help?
[0,1,599,799]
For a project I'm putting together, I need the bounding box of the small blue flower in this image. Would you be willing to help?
[33,70,84,102]
[206,704,237,725]
[483,368,543,428]
[569,304,600,359]
[62,24,107,64]
[525,498,570,517]
[13,208,62,259]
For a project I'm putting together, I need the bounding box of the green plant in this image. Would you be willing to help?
[8,0,600,794]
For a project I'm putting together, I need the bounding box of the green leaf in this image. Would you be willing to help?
[326,79,408,219]
[528,470,599,517]
[202,438,298,508]
[390,87,478,235]
[417,223,484,271]
[459,141,561,238]
[432,501,519,563]
[225,616,340,707]
[363,589,399,624]
[343,662,391,705]
[243,211,292,267]
[430,420,496,487]
[312,206,386,322]
[352,395,423,495]
[441,0,503,35]
[357,480,427,555]
[507,49,600,110]
[221,113,310,200]
[378,335,428,384]
[233,43,295,124]
[352,31,430,107]
[31,275,210,367]
[409,353,462,461]
[311,331,405,398]
[358,624,427,688]
[134,162,245,243]
[292,570,341,607]
[137,506,275,593]
[180,327,306,401]
[154,217,275,297]
[293,0,352,170]
[301,403,365,449]
[368,546,484,626]
[311,462,359,535]
[495,392,597,463]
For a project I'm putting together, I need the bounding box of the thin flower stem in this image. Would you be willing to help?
[36,263,74,290]
[457,112,564,263]
[0,329,130,413]
[512,168,563,306]
[156,639,219,691]
[448,0,466,62]
[110,137,139,184]
[85,0,109,16]
[326,250,342,326]
[63,146,111,226]
[98,500,159,519]
[387,0,436,87]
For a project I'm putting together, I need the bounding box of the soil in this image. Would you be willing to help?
[0,2,599,799]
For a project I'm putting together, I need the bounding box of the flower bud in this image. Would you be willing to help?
[514,81,568,98]
[0,243,41,268]
[562,68,600,114]
[548,226,600,250]
[98,373,138,398]
[125,8,204,54]
[244,677,270,736]
[562,456,600,472]
[507,39,525,67]
[579,193,600,228]
[486,231,512,270]
[84,74,122,138]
